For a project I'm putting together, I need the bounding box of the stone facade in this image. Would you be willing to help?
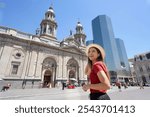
[133,52,150,85]
[0,6,87,89]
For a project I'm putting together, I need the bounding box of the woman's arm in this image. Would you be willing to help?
[85,64,91,76]
[82,71,111,91]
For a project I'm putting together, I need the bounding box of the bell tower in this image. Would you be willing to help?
[74,21,86,46]
[40,6,57,40]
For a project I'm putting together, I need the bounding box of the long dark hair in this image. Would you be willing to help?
[88,47,110,80]
[88,47,102,67]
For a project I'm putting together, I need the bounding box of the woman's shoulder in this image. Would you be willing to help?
[93,61,107,70]
[94,61,104,66]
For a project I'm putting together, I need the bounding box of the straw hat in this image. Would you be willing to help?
[86,44,105,61]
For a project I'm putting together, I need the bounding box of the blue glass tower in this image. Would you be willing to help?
[91,15,132,83]
[92,15,121,72]
[86,40,93,46]
[115,38,130,75]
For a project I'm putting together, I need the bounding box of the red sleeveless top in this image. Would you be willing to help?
[89,61,109,93]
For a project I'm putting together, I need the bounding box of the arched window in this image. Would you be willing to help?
[147,66,150,72]
[139,55,143,61]
[139,67,143,72]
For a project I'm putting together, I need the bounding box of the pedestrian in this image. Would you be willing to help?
[1,83,11,92]
[62,82,65,90]
[116,81,122,92]
[140,81,144,89]
[31,80,34,88]
[123,82,128,89]
[22,80,26,89]
[82,44,111,100]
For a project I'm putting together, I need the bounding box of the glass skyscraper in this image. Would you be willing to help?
[115,38,130,75]
[86,40,93,46]
[92,15,120,72]
[91,15,131,82]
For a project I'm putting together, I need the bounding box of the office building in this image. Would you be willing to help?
[92,15,131,83]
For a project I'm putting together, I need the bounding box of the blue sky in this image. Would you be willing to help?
[0,0,150,58]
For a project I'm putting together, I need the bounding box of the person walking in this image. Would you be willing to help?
[116,81,122,92]
[82,44,111,100]
[22,80,26,89]
[62,82,65,90]
[1,83,11,92]
[31,80,34,88]
[140,81,144,89]
[123,82,128,89]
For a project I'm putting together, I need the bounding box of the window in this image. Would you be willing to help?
[16,53,21,57]
[146,53,150,59]
[139,67,143,72]
[11,65,19,75]
[15,53,21,59]
[134,58,136,61]
[147,66,150,72]
[139,55,143,61]
[43,27,46,33]
[11,62,20,75]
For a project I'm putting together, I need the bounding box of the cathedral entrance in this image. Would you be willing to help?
[67,58,79,86]
[142,75,147,86]
[42,57,57,88]
[69,70,76,84]
[43,70,52,88]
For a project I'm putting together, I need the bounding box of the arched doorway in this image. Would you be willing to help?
[142,75,147,86]
[43,70,52,88]
[67,58,79,85]
[69,70,75,78]
[69,70,77,84]
[42,57,57,88]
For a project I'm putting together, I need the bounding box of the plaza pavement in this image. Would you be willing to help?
[0,86,150,100]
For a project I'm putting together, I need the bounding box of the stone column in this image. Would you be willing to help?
[33,50,39,79]
[0,42,4,60]
[0,44,12,77]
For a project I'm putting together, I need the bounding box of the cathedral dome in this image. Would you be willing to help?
[76,21,83,27]
[48,6,54,13]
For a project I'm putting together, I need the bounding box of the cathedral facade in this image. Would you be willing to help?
[0,6,87,88]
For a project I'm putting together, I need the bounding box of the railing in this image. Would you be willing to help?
[0,26,32,40]
[16,31,32,40]
[0,26,60,47]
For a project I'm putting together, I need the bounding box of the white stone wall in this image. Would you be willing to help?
[0,33,87,88]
